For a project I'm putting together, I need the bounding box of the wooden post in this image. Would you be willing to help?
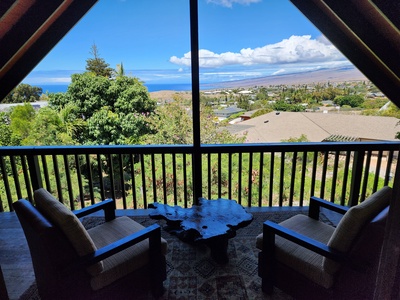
[349,150,365,206]
[27,155,42,191]
[373,158,400,299]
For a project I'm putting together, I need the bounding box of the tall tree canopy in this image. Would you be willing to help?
[85,44,113,78]
[2,83,42,103]
[49,70,156,145]
[9,103,36,143]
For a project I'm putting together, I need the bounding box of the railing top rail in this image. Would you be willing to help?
[0,141,399,156]
[0,144,194,155]
[202,141,400,153]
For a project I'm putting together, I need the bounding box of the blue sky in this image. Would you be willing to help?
[23,0,353,86]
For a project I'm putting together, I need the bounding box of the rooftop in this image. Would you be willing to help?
[227,111,400,143]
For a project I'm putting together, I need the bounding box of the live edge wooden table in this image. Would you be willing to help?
[148,198,253,264]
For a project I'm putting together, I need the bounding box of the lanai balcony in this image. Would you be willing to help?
[1,0,400,299]
[0,141,399,299]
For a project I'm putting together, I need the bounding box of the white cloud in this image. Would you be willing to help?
[170,35,347,68]
[272,69,286,75]
[23,77,72,85]
[206,0,261,8]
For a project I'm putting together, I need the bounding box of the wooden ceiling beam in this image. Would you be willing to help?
[0,0,97,101]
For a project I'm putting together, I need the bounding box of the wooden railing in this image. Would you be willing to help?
[0,142,398,212]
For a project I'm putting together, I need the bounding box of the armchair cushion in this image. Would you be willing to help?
[257,214,336,288]
[88,216,168,290]
[323,186,392,274]
[34,188,103,276]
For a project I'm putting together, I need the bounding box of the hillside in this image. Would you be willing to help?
[202,67,368,89]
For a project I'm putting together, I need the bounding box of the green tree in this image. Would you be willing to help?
[53,71,156,145]
[24,107,67,145]
[333,94,364,107]
[144,96,245,144]
[237,95,250,110]
[3,83,42,103]
[143,98,192,144]
[9,103,36,143]
[115,62,125,78]
[85,44,113,78]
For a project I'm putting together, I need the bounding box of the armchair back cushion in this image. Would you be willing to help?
[323,186,392,274]
[34,188,103,275]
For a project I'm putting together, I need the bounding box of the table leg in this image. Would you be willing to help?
[207,237,229,264]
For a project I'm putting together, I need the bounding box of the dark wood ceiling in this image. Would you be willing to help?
[0,0,97,101]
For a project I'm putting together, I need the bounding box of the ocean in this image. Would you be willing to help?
[39,83,209,94]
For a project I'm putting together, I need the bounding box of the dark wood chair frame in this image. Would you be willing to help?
[13,198,166,300]
[259,196,387,299]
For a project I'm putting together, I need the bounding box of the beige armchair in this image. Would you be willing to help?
[256,186,392,299]
[13,188,168,300]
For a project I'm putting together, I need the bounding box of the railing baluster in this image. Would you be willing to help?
[373,150,383,192]
[258,152,264,207]
[384,151,394,186]
[340,151,351,205]
[118,154,126,209]
[96,154,104,200]
[289,152,297,206]
[0,156,12,208]
[10,156,22,200]
[310,151,318,198]
[52,155,63,203]
[161,154,167,204]
[207,153,211,199]
[26,155,41,197]
[320,151,328,200]
[21,156,33,202]
[183,153,188,208]
[75,154,84,209]
[86,154,95,205]
[349,150,365,206]
[299,151,307,206]
[107,154,116,203]
[269,152,274,206]
[238,152,242,205]
[330,151,339,202]
[129,154,137,209]
[228,153,232,200]
[361,151,372,202]
[173,153,177,205]
[63,155,74,209]
[218,152,222,199]
[140,153,147,208]
[41,155,51,192]
[151,154,157,203]
[279,152,285,206]
[247,152,253,207]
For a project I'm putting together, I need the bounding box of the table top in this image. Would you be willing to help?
[148,198,253,241]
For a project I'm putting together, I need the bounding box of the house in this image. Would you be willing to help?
[0,101,48,112]
[213,105,244,121]
[227,111,400,143]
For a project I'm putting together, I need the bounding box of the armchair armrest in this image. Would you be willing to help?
[263,220,345,262]
[64,223,162,274]
[73,199,115,221]
[309,196,349,220]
